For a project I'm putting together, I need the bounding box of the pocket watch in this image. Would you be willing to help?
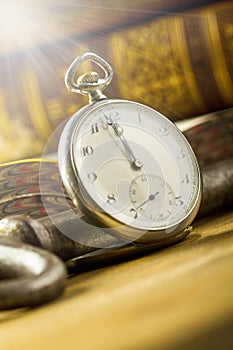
[58,52,202,244]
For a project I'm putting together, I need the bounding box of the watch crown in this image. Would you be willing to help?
[65,52,113,103]
[77,71,100,85]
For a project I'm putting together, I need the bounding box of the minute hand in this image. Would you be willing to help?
[108,120,143,169]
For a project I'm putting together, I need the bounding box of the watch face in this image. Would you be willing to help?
[62,99,201,237]
[60,100,201,241]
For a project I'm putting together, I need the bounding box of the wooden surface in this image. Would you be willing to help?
[0,210,233,349]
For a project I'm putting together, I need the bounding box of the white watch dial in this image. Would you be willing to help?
[70,99,200,232]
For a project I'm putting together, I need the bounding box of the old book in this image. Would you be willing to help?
[0,0,220,54]
[0,1,232,163]
[109,0,233,119]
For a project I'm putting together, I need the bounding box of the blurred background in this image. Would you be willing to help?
[0,0,232,163]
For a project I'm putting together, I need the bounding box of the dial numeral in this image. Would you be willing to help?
[107,194,116,204]
[130,208,138,219]
[87,173,97,182]
[181,174,190,184]
[109,110,119,120]
[177,149,186,159]
[140,175,147,182]
[175,196,184,206]
[158,213,164,220]
[91,123,99,134]
[82,145,94,157]
[130,189,136,196]
[102,109,120,125]
[159,126,169,136]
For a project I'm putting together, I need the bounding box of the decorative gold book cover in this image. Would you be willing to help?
[0,0,232,163]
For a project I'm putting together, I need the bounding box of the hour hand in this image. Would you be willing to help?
[106,119,143,170]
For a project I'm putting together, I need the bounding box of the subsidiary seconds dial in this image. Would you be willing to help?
[129,174,176,226]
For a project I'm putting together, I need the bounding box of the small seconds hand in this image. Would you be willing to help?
[136,192,159,210]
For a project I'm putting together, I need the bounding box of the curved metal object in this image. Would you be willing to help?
[0,210,125,310]
[0,155,233,309]
[0,238,67,310]
[0,160,75,309]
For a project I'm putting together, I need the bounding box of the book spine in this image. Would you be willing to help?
[109,1,233,120]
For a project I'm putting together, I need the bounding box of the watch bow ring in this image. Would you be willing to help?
[58,52,202,244]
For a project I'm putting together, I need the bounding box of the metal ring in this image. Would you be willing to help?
[0,238,67,309]
[65,52,113,95]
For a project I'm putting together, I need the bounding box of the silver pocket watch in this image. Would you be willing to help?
[58,52,201,244]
